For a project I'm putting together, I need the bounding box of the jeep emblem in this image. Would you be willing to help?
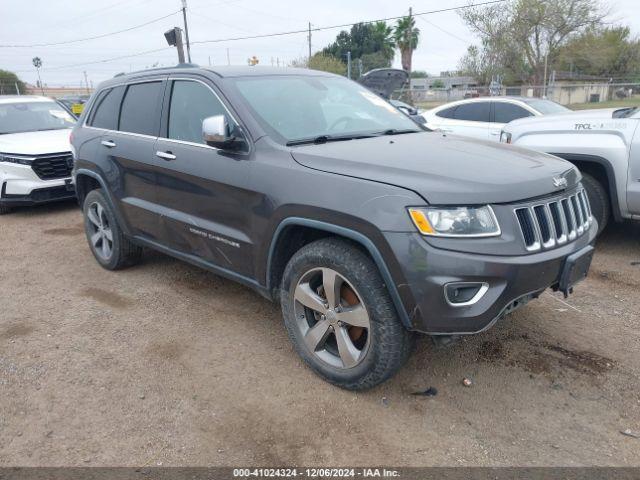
[553,176,568,188]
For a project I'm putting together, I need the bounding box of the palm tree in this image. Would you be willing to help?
[394,14,420,73]
[372,21,395,62]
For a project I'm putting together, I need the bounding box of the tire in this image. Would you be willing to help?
[82,189,142,270]
[0,204,11,215]
[281,237,414,390]
[581,172,610,235]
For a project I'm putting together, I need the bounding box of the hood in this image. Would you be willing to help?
[358,69,408,99]
[0,128,72,155]
[507,108,620,129]
[290,132,579,204]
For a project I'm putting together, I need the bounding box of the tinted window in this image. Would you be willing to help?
[494,102,533,123]
[168,80,229,144]
[454,102,490,122]
[90,86,124,130]
[119,82,162,136]
[436,106,457,119]
[523,99,569,115]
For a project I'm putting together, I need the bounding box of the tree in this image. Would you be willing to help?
[290,53,347,76]
[556,26,640,78]
[0,69,26,95]
[431,79,445,89]
[322,22,394,76]
[460,0,605,84]
[410,70,429,78]
[394,14,420,73]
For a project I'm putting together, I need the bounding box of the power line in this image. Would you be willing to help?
[191,0,507,45]
[416,15,471,44]
[41,47,174,71]
[11,0,506,73]
[0,10,181,48]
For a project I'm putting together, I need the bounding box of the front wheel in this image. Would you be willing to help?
[581,172,610,235]
[281,238,413,390]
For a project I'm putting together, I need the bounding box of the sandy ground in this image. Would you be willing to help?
[0,201,639,467]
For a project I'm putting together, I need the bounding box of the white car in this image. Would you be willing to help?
[422,96,570,141]
[0,95,76,214]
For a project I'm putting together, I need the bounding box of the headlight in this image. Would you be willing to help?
[500,131,512,144]
[0,153,33,165]
[408,206,501,237]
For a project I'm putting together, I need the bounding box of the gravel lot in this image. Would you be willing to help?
[1,201,639,466]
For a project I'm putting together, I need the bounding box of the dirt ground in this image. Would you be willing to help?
[1,201,639,467]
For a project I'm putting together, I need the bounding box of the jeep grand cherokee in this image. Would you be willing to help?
[71,66,597,390]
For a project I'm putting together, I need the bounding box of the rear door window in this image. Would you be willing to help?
[119,81,163,136]
[436,106,457,119]
[493,102,533,123]
[89,86,125,130]
[453,102,491,122]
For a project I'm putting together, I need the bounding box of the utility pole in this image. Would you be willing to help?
[226,48,230,65]
[181,0,192,62]
[346,51,351,79]
[308,22,312,63]
[542,52,548,98]
[208,55,211,66]
[83,71,90,94]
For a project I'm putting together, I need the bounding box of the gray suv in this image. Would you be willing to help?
[71,65,597,390]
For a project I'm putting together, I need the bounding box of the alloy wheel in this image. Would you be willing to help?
[86,201,114,260]
[293,267,371,369]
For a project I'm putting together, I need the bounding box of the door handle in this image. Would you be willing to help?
[101,140,116,148]
[156,151,177,161]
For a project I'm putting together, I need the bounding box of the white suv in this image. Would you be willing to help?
[422,96,569,141]
[0,95,76,214]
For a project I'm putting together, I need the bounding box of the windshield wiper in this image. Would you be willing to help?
[376,128,421,136]
[286,134,375,146]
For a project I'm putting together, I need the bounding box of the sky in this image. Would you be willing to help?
[2,0,640,88]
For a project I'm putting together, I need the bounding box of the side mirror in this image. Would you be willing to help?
[203,114,242,150]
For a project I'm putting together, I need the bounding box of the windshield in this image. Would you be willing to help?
[523,99,569,115]
[0,101,75,135]
[232,75,421,143]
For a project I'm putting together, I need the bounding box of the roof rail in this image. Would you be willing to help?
[112,63,199,78]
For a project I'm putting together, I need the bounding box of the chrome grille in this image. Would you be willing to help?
[514,189,592,252]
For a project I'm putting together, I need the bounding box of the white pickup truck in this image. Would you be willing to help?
[501,106,640,233]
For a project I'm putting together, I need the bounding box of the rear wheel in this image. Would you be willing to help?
[281,238,413,390]
[581,172,610,235]
[83,189,142,270]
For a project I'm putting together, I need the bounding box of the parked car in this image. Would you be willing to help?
[58,95,90,118]
[71,66,596,390]
[422,96,570,141]
[501,106,640,234]
[358,68,426,124]
[0,95,76,214]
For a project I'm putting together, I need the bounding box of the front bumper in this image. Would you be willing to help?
[0,181,75,206]
[383,220,597,334]
[1,162,75,206]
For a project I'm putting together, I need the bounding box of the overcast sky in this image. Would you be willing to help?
[2,0,640,87]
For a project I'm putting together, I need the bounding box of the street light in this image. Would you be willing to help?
[164,27,186,64]
[32,56,44,95]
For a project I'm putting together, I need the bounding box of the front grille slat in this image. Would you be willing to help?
[514,188,592,252]
[30,153,73,180]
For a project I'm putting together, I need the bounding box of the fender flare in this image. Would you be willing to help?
[74,168,131,235]
[266,217,413,330]
[550,152,623,222]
